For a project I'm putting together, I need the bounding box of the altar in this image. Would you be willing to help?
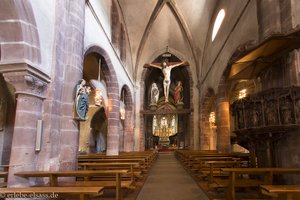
[142,52,192,150]
[159,137,170,146]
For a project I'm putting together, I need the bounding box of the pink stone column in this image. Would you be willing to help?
[3,72,47,187]
[106,98,120,155]
[199,108,210,150]
[216,97,231,153]
[124,110,134,152]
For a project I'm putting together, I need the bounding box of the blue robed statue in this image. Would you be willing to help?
[74,79,91,120]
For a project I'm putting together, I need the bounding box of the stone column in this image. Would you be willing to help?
[199,107,211,150]
[3,72,47,187]
[124,108,134,152]
[216,97,231,153]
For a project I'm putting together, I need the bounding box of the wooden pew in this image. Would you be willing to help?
[77,162,142,181]
[0,186,103,200]
[260,185,300,200]
[15,170,130,200]
[181,152,249,170]
[77,158,148,172]
[204,160,245,184]
[189,156,239,173]
[175,150,217,163]
[218,168,300,200]
[78,150,158,170]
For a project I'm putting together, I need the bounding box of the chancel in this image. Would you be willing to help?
[0,0,300,200]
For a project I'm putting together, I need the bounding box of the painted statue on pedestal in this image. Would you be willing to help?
[74,79,91,121]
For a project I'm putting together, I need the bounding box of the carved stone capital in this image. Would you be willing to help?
[0,61,50,99]
[3,71,47,99]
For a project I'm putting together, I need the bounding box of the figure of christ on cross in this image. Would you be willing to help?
[144,58,189,102]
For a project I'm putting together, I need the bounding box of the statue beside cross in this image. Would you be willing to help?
[144,58,188,102]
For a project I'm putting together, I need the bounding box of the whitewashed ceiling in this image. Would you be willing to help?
[118,0,218,80]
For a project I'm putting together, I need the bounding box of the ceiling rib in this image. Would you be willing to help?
[134,0,197,80]
[167,0,199,76]
[134,0,166,80]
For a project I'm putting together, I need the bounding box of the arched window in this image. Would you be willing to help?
[212,9,225,42]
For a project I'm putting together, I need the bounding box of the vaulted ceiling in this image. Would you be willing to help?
[118,0,218,80]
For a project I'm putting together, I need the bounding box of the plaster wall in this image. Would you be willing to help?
[30,0,56,75]
[177,0,217,59]
[84,4,134,94]
[89,0,112,41]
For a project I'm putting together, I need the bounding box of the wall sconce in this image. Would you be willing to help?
[209,112,216,127]
[95,88,103,106]
[120,101,125,120]
[238,89,247,99]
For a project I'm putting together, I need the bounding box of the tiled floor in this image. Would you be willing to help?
[136,152,209,200]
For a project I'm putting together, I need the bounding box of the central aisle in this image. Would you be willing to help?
[136,152,209,200]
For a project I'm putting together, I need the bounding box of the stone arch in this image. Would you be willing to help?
[0,0,41,64]
[120,85,134,152]
[84,45,120,155]
[90,107,107,153]
[111,0,128,64]
[199,88,217,150]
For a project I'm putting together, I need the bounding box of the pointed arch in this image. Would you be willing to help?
[84,45,120,155]
[0,0,41,65]
[120,85,134,152]
[134,0,198,79]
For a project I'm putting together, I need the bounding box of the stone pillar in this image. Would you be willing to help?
[57,0,86,168]
[124,110,134,152]
[199,107,210,150]
[3,71,47,187]
[106,96,120,155]
[216,97,231,153]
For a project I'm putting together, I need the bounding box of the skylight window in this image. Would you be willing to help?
[212,9,225,42]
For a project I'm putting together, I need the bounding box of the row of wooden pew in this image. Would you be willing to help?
[175,149,300,200]
[0,150,158,200]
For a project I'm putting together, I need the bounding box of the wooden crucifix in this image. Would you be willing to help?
[144,58,189,102]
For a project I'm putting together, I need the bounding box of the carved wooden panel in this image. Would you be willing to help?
[231,86,300,133]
